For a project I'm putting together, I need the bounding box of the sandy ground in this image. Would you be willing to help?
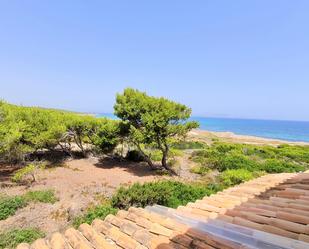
[0,157,160,235]
[189,129,309,146]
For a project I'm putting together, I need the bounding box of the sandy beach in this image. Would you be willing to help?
[189,129,309,146]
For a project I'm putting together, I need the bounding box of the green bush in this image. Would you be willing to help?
[73,204,117,228]
[23,190,58,204]
[219,152,260,171]
[190,165,209,175]
[0,228,45,249]
[171,141,206,150]
[11,164,36,183]
[111,180,218,209]
[219,169,262,186]
[260,159,305,173]
[277,144,309,163]
[0,196,26,220]
[190,142,309,174]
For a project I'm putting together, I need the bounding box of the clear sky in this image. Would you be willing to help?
[1,1,308,121]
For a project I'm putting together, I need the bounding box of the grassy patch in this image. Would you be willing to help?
[0,228,45,249]
[73,204,117,228]
[0,190,57,220]
[23,190,57,204]
[0,196,27,220]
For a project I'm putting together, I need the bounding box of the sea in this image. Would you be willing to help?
[96,114,309,143]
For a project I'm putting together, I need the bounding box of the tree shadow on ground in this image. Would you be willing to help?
[0,164,20,185]
[94,157,161,177]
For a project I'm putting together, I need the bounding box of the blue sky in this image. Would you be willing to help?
[1,1,308,121]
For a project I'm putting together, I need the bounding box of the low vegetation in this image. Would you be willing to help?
[219,169,264,186]
[0,195,27,220]
[111,180,221,209]
[0,228,45,249]
[171,140,206,150]
[23,190,58,204]
[0,190,57,220]
[72,180,222,228]
[190,142,309,174]
[73,204,117,228]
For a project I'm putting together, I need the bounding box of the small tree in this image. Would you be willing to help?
[114,88,199,171]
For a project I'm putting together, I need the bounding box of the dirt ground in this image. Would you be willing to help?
[0,157,162,235]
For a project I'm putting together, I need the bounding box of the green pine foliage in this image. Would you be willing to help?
[114,88,198,170]
[0,101,121,163]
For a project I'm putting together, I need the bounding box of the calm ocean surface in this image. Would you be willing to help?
[96,114,309,143]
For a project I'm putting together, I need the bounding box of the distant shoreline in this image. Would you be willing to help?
[94,113,309,145]
[190,129,309,146]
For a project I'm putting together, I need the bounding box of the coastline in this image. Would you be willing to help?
[189,129,309,146]
[94,113,309,145]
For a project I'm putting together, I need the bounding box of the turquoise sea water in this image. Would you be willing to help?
[96,114,309,143]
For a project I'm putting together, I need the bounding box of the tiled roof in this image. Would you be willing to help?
[17,172,309,249]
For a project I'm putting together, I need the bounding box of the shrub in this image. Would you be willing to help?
[111,180,218,209]
[73,204,117,228]
[219,169,260,186]
[171,141,206,150]
[0,228,45,249]
[277,144,309,163]
[190,165,209,175]
[190,142,308,174]
[0,196,26,220]
[218,152,260,171]
[260,159,305,173]
[11,164,36,183]
[11,163,46,184]
[23,190,58,204]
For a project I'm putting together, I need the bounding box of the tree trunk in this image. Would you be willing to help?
[74,134,86,157]
[144,154,156,170]
[135,143,156,170]
[58,143,72,157]
[161,150,168,170]
[161,145,176,175]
